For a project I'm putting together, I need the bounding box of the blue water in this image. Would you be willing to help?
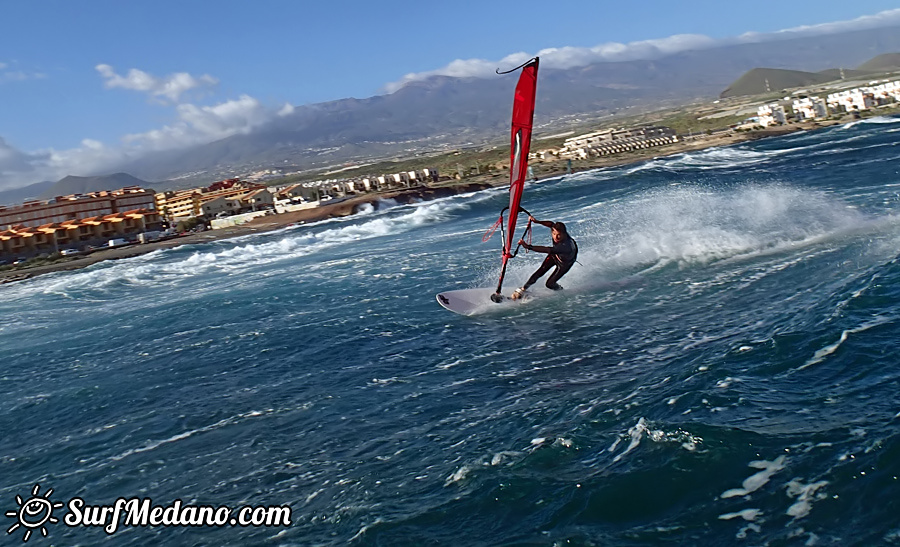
[3,117,900,545]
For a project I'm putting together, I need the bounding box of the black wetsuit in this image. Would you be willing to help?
[523,236,578,290]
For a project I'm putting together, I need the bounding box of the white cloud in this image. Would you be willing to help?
[0,136,130,191]
[122,94,286,151]
[278,103,295,117]
[740,7,900,41]
[96,64,218,103]
[382,8,900,93]
[0,93,297,191]
[0,60,47,83]
[0,137,39,175]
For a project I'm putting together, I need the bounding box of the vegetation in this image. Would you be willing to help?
[657,112,746,134]
[175,217,204,232]
[263,144,513,188]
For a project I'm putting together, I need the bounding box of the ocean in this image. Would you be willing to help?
[2,116,900,545]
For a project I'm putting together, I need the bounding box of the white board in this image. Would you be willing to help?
[436,287,518,315]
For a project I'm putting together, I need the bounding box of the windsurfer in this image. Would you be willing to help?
[512,216,578,299]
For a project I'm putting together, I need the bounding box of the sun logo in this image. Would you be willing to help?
[5,484,64,542]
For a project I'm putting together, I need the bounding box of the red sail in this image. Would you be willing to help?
[495,57,539,297]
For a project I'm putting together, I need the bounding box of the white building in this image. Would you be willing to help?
[866,80,900,103]
[757,103,787,126]
[827,89,876,113]
[791,97,829,120]
[557,126,677,159]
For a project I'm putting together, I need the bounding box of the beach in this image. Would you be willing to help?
[0,120,831,284]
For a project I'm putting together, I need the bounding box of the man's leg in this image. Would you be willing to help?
[523,257,554,290]
[545,261,574,290]
[513,257,554,299]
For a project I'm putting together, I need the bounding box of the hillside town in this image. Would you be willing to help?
[755,78,900,126]
[0,169,445,264]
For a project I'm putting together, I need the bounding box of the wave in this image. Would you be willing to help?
[625,147,779,174]
[836,115,900,131]
[558,183,879,284]
[465,180,900,296]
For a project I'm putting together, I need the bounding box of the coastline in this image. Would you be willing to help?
[0,120,837,284]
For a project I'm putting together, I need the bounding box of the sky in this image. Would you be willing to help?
[2,1,900,191]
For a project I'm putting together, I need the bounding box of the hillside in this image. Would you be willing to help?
[0,180,55,206]
[721,52,900,98]
[38,173,155,200]
[720,68,841,98]
[857,52,900,71]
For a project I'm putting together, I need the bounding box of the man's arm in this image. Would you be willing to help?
[527,214,554,229]
[518,240,553,254]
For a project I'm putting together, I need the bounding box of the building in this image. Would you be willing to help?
[757,103,787,127]
[155,180,267,221]
[867,80,900,103]
[155,189,200,220]
[792,97,829,120]
[241,189,274,211]
[0,187,156,230]
[199,195,243,218]
[0,208,163,259]
[827,89,876,113]
[557,126,677,159]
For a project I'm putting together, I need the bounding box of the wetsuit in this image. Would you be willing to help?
[521,234,578,290]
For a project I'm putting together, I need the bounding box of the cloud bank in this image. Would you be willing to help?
[382,8,900,93]
[0,66,295,191]
[122,94,291,152]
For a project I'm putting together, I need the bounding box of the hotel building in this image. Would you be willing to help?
[0,187,163,260]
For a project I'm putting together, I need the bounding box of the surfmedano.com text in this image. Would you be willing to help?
[64,497,292,534]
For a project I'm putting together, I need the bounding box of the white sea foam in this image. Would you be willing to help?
[785,479,829,519]
[721,455,786,499]
[800,314,896,369]
[444,465,472,485]
[608,418,702,462]
[566,184,868,290]
[837,116,900,131]
[110,409,272,462]
[625,147,781,174]
[718,508,762,521]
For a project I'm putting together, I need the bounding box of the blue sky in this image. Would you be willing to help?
[2,1,900,190]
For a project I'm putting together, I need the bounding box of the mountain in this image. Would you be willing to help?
[38,173,155,200]
[720,68,838,97]
[108,25,900,185]
[0,173,158,207]
[857,52,900,71]
[0,180,56,207]
[720,51,900,97]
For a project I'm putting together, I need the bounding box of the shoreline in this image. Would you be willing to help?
[0,120,839,284]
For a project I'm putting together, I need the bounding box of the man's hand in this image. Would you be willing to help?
[528,215,536,222]
[518,239,528,247]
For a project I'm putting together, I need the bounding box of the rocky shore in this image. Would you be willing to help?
[0,120,835,285]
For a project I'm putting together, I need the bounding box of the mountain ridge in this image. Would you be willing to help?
[111,24,900,185]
